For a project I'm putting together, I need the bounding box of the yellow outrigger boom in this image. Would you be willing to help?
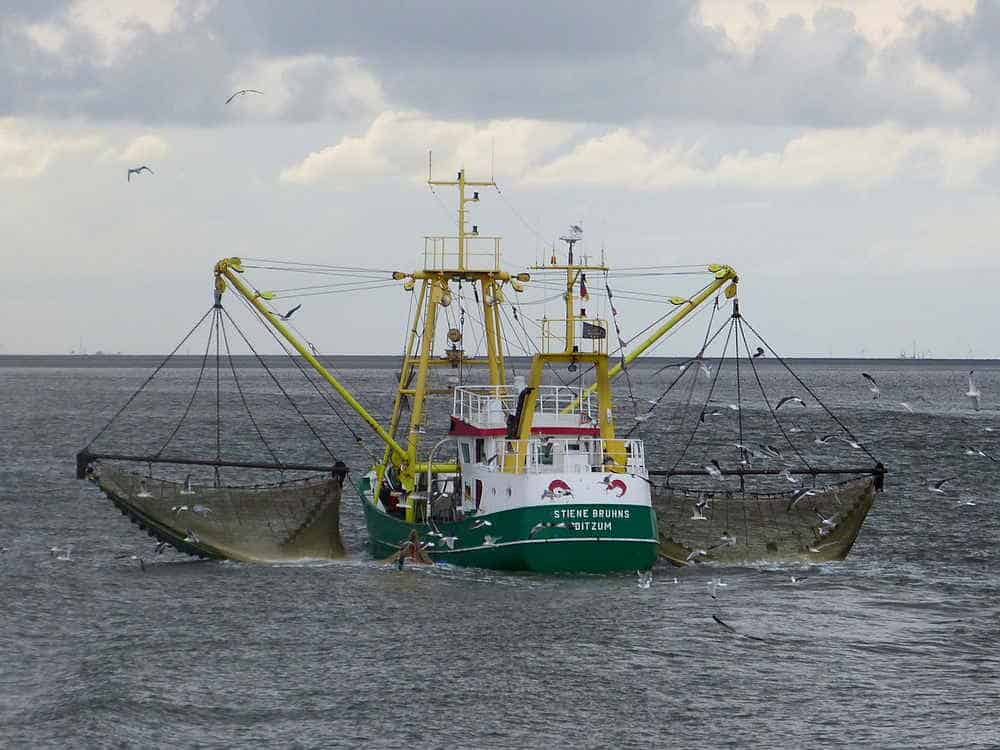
[563,264,738,413]
[214,257,409,463]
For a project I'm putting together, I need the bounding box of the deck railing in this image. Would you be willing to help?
[452,385,595,427]
[494,436,646,475]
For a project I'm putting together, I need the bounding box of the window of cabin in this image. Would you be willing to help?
[475,439,484,463]
[461,443,471,463]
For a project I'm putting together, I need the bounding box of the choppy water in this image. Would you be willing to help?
[2,356,999,749]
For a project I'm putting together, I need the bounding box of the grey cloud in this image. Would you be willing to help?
[916,0,1000,70]
[0,1,994,128]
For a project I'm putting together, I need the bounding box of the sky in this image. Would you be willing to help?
[2,0,998,357]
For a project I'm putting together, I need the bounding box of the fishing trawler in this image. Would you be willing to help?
[78,161,884,571]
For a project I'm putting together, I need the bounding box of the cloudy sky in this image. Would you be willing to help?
[2,0,998,357]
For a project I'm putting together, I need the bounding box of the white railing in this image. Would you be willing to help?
[452,385,595,427]
[424,235,502,271]
[494,437,646,475]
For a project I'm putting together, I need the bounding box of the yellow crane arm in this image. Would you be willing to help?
[215,257,409,462]
[562,264,738,413]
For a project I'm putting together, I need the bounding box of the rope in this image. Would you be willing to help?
[215,309,222,486]
[493,182,554,256]
[222,307,337,462]
[668,314,735,475]
[233,295,371,457]
[604,274,638,417]
[219,313,281,466]
[154,311,216,458]
[86,307,214,448]
[740,317,881,465]
[735,317,815,477]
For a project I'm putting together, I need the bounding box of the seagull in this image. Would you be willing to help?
[127,166,153,182]
[690,494,710,521]
[699,363,712,378]
[225,88,263,104]
[708,578,728,599]
[183,529,200,544]
[814,434,839,445]
[762,444,784,459]
[927,477,957,494]
[790,575,808,584]
[862,372,880,399]
[278,304,302,320]
[180,475,195,495]
[752,347,765,358]
[778,468,800,484]
[171,505,190,515]
[685,548,707,562]
[529,521,569,537]
[712,614,766,642]
[482,535,502,547]
[808,540,839,553]
[965,446,988,457]
[787,488,818,510]
[191,505,212,515]
[704,460,723,479]
[154,541,167,554]
[440,535,458,549]
[966,370,981,411]
[775,396,805,411]
[634,414,650,423]
[470,519,493,530]
[637,570,653,589]
[570,223,583,234]
[137,479,152,498]
[899,402,914,413]
[815,511,837,529]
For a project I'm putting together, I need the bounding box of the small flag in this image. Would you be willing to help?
[579,273,589,299]
[582,321,606,339]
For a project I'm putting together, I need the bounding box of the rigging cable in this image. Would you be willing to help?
[154,311,217,458]
[221,307,338,462]
[85,307,215,449]
[739,316,881,466]
[218,314,282,466]
[233,294,374,460]
[604,273,638,417]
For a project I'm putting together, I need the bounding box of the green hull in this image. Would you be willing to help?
[360,487,658,573]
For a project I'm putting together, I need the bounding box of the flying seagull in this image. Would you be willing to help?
[787,488,818,510]
[966,370,981,411]
[862,372,880,400]
[752,347,765,358]
[470,519,493,530]
[927,477,957,494]
[127,166,153,182]
[278,304,302,321]
[704,459,723,479]
[775,396,805,411]
[226,88,263,104]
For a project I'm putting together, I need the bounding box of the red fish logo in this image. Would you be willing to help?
[602,476,628,497]
[541,479,573,500]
